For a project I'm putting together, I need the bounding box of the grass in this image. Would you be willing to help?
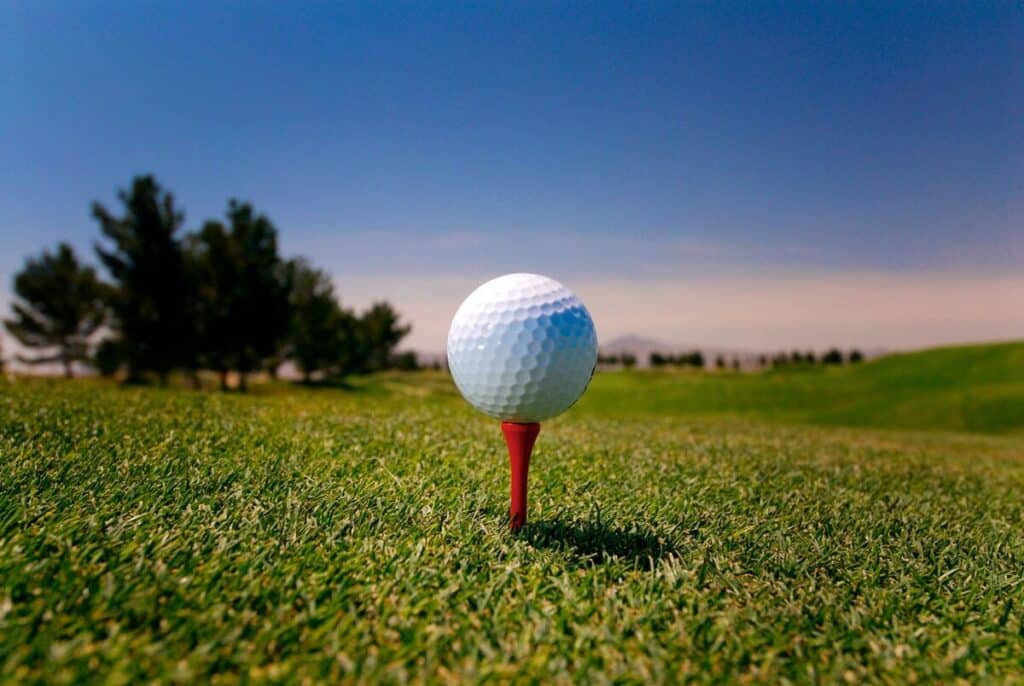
[1,343,1023,683]
[579,341,1024,433]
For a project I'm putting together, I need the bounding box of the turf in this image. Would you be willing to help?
[1,344,1023,683]
[579,341,1024,433]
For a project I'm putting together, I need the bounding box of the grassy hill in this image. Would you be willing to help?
[1,342,1022,682]
[577,341,1024,433]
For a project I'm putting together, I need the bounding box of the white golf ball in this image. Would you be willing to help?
[447,273,598,422]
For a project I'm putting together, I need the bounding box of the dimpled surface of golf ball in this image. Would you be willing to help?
[447,273,598,422]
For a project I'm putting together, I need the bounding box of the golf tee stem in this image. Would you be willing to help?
[501,421,540,531]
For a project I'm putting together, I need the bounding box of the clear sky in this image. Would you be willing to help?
[2,2,1021,352]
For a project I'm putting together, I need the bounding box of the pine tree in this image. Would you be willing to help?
[4,243,107,378]
[190,200,291,390]
[356,302,411,372]
[93,176,191,383]
[283,259,356,383]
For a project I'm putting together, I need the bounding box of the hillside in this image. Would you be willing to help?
[576,341,1024,434]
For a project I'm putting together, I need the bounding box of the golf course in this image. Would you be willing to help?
[1,341,1022,683]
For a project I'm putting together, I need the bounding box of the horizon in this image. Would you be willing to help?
[2,3,1022,356]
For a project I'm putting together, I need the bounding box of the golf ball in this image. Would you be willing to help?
[447,273,598,422]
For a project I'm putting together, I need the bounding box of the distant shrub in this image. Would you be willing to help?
[391,351,420,371]
[822,348,844,365]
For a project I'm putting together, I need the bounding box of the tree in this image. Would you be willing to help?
[649,352,665,367]
[849,349,864,364]
[4,243,107,378]
[93,176,192,383]
[283,259,356,383]
[190,200,291,390]
[356,302,411,372]
[621,353,637,369]
[391,351,420,371]
[684,351,705,368]
[188,224,231,386]
[822,348,844,365]
[93,338,123,378]
[715,355,726,370]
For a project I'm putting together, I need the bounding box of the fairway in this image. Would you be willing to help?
[2,347,1024,683]
[579,342,1024,434]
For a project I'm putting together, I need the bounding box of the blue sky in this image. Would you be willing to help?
[2,2,1021,351]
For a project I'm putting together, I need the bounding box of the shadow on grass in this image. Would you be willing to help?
[522,517,680,570]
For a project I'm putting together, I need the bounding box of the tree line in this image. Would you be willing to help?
[650,351,706,368]
[656,348,864,370]
[596,353,638,368]
[600,348,866,371]
[3,175,413,388]
[759,348,864,368]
